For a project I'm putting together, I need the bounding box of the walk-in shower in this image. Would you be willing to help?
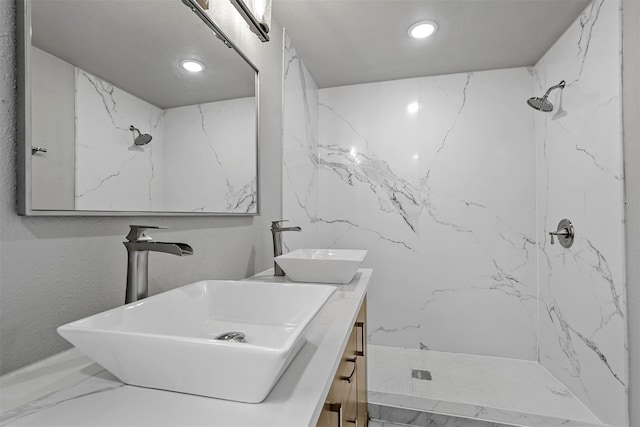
[527,80,565,111]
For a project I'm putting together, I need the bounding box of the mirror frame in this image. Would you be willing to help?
[16,0,260,216]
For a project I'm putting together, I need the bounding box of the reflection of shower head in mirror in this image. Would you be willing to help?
[527,80,565,112]
[129,125,153,145]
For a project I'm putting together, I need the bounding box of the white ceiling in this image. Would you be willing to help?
[31,0,592,103]
[272,0,591,88]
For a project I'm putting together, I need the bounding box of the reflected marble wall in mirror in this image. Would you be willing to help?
[19,0,259,215]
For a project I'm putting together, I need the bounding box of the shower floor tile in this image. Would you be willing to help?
[368,345,608,427]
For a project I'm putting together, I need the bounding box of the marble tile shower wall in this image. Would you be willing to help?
[282,1,627,423]
[282,34,321,248]
[74,70,256,212]
[534,0,627,425]
[282,43,538,359]
[75,69,165,211]
[316,69,537,359]
[163,98,257,213]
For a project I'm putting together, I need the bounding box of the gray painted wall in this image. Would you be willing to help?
[622,1,640,425]
[0,0,284,374]
[30,46,75,210]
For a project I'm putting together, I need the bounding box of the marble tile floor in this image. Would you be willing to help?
[368,414,508,427]
[368,345,608,427]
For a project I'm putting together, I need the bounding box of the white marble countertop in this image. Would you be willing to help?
[0,269,371,427]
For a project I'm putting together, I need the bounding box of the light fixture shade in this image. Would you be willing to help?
[247,0,272,33]
[228,0,271,42]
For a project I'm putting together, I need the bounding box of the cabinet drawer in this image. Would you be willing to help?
[328,327,357,402]
[317,297,367,427]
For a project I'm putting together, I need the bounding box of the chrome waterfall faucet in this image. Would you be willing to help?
[123,225,193,304]
[271,220,301,276]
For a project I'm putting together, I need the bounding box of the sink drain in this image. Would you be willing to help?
[214,331,246,342]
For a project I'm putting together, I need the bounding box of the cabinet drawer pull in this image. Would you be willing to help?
[341,357,357,383]
[327,402,343,427]
[355,321,365,357]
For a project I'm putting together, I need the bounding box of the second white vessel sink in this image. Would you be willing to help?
[275,249,368,284]
[57,280,335,403]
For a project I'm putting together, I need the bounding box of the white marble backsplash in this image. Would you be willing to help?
[534,0,627,425]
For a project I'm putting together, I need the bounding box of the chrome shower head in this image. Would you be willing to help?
[527,80,566,112]
[527,96,554,112]
[129,125,153,145]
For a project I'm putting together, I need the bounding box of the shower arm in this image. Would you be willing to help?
[542,80,566,97]
[129,125,141,137]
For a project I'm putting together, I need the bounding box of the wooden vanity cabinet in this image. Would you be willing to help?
[355,299,367,427]
[317,299,367,427]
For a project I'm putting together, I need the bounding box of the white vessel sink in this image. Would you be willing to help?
[57,280,335,403]
[275,249,368,284]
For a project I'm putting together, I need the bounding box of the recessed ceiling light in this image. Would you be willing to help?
[408,21,438,39]
[407,102,420,113]
[181,59,205,73]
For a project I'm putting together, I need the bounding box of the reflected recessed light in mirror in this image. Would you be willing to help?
[409,21,438,39]
[407,102,420,113]
[181,59,205,72]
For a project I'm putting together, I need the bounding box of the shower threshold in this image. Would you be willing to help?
[368,345,609,427]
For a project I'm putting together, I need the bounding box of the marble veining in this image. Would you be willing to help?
[284,47,538,358]
[1,369,125,426]
[196,104,223,167]
[534,0,627,425]
[281,33,321,250]
[424,73,471,173]
[75,69,164,211]
[77,71,121,130]
[318,142,421,235]
[162,96,257,213]
[225,178,257,213]
[313,68,537,359]
[572,0,606,84]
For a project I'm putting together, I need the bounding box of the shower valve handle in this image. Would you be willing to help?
[549,229,570,244]
[549,219,574,248]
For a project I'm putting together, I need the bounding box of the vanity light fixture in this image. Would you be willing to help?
[229,0,271,42]
[408,20,438,39]
[181,59,205,73]
[194,0,209,9]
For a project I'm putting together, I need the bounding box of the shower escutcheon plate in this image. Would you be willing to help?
[549,219,574,248]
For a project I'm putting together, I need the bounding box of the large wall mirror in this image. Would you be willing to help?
[17,0,259,216]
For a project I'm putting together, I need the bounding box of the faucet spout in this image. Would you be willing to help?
[277,226,302,232]
[123,226,193,304]
[124,241,193,256]
[271,220,301,276]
